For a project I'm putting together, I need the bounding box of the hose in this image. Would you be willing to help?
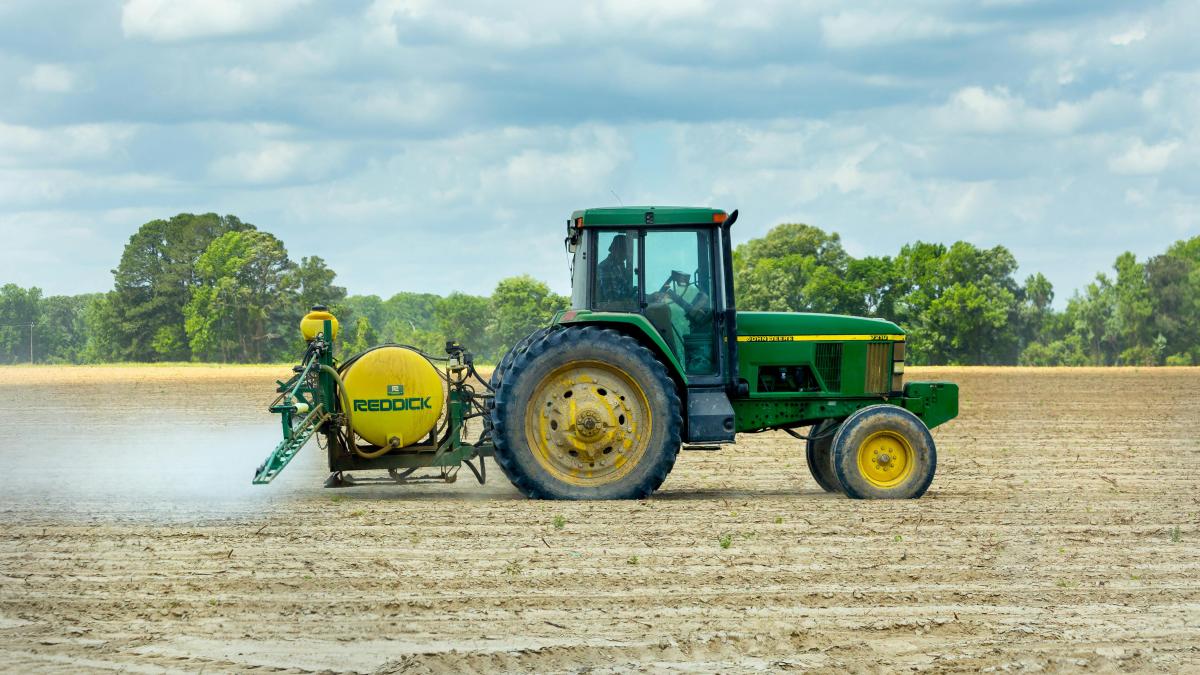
[782,422,839,442]
[319,363,390,460]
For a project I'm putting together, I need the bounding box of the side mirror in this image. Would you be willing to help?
[564,220,580,253]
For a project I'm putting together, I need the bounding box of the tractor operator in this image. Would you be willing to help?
[596,234,635,309]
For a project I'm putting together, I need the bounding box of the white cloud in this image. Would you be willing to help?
[588,0,713,26]
[365,0,559,49]
[367,0,716,49]
[936,87,1087,135]
[3,0,1198,305]
[820,10,988,49]
[1110,26,1147,46]
[0,122,136,166]
[1108,139,1179,175]
[0,169,171,208]
[121,0,309,42]
[347,82,465,127]
[222,67,259,87]
[21,64,75,93]
[209,141,338,185]
[480,126,632,198]
[940,87,1018,133]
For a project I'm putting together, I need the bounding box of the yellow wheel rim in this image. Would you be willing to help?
[523,360,652,487]
[856,430,915,489]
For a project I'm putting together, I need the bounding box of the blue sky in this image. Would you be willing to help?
[1,1,1197,307]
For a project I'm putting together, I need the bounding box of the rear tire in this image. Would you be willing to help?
[491,326,682,500]
[831,405,936,499]
[805,420,841,493]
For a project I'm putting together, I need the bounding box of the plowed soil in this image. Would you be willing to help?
[1,365,1198,673]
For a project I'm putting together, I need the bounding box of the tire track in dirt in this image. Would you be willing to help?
[1,366,1198,672]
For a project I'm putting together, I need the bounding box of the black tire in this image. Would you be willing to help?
[490,326,682,500]
[490,326,553,390]
[805,419,841,493]
[831,404,936,500]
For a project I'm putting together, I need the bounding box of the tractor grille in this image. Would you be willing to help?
[865,342,891,393]
[814,343,842,391]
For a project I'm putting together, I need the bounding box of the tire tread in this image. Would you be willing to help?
[490,326,682,500]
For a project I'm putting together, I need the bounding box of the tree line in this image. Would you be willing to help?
[0,213,566,365]
[734,224,1200,366]
[1,212,1197,366]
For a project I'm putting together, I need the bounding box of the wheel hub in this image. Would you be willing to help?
[857,430,915,489]
[575,409,606,439]
[524,361,651,486]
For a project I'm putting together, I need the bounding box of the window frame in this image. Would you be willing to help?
[586,225,727,385]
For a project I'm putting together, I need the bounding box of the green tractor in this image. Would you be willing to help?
[254,206,957,500]
[488,206,956,500]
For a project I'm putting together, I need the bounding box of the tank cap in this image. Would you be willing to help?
[311,304,328,311]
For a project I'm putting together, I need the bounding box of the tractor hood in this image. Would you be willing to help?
[736,311,904,338]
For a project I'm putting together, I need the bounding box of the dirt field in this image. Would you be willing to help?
[1,365,1198,673]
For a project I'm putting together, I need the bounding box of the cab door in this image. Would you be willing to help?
[639,228,722,383]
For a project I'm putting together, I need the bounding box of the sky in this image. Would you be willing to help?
[1,0,1197,307]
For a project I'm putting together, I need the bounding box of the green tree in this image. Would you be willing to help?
[1065,276,1119,365]
[892,242,1021,364]
[0,284,40,364]
[490,275,569,358]
[368,291,450,354]
[344,316,378,355]
[1017,272,1055,352]
[382,292,441,337]
[1146,235,1200,362]
[36,294,97,363]
[80,293,123,363]
[846,255,899,317]
[393,322,445,355]
[184,230,297,362]
[1019,335,1088,366]
[344,294,385,332]
[733,223,853,313]
[293,255,347,312]
[1112,252,1153,363]
[435,292,491,359]
[342,291,453,355]
[109,213,253,361]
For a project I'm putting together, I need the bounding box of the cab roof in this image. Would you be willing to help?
[570,206,727,228]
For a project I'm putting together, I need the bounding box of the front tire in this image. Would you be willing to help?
[831,405,936,499]
[490,326,682,500]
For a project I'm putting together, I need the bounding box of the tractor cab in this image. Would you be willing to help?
[564,206,736,389]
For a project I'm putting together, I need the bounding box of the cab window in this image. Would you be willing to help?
[643,229,716,375]
[593,230,639,312]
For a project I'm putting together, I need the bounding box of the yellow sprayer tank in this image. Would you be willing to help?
[341,346,444,448]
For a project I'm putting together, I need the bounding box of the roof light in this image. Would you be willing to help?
[574,217,583,229]
[713,212,727,223]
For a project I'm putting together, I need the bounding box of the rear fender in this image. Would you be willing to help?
[554,311,688,388]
